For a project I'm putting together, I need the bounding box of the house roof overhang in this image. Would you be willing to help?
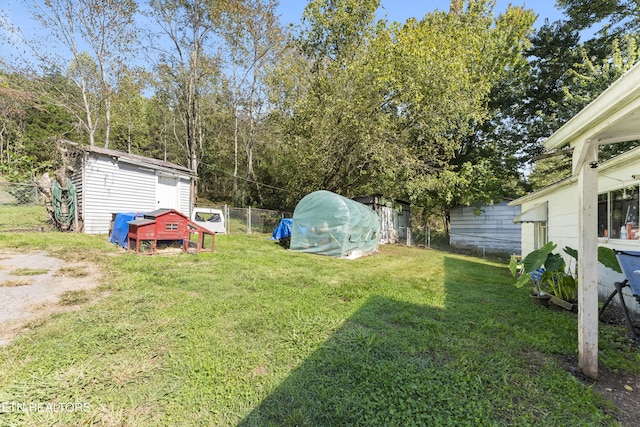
[509,145,640,206]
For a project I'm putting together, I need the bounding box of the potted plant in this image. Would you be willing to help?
[509,242,558,306]
[548,246,621,310]
[510,243,622,310]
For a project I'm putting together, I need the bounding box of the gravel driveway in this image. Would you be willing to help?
[0,251,101,345]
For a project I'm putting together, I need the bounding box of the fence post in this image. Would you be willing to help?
[224,204,229,234]
[247,207,252,234]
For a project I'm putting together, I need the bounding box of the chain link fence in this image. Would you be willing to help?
[0,182,51,232]
[0,182,44,206]
[220,205,292,235]
[3,182,418,242]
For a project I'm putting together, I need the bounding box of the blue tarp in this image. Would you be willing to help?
[109,212,145,248]
[271,218,293,240]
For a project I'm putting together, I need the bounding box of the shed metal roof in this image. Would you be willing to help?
[83,145,195,177]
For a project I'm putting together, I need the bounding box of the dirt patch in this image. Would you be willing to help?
[561,355,640,427]
[557,304,640,427]
[0,251,103,346]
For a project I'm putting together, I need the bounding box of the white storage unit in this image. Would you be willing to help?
[449,200,521,255]
[72,146,195,235]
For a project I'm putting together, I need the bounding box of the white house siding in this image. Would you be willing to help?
[81,156,157,234]
[518,182,577,256]
[449,201,521,254]
[513,148,640,313]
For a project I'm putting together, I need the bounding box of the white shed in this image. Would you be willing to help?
[353,195,411,245]
[71,146,195,234]
[449,200,521,255]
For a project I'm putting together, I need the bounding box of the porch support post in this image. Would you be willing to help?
[575,140,599,379]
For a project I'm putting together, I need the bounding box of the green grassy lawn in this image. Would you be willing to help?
[0,205,50,232]
[0,232,639,426]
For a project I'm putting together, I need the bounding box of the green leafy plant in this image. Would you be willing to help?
[509,242,575,295]
[510,243,622,303]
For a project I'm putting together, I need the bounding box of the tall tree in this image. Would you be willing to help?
[110,69,150,154]
[265,0,405,208]
[148,0,225,202]
[527,33,640,187]
[0,70,75,181]
[389,1,535,215]
[220,0,284,205]
[10,0,138,147]
[464,18,581,195]
[557,0,640,39]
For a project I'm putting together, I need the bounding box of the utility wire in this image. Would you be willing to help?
[201,164,293,193]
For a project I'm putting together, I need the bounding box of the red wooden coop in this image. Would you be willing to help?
[127,208,215,254]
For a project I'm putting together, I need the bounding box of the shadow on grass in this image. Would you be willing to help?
[238,254,602,426]
[239,295,447,426]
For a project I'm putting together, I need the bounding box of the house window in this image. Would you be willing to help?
[598,185,639,239]
[165,223,179,231]
[534,222,547,249]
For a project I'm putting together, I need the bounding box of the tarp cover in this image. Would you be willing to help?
[109,212,144,248]
[271,218,293,240]
[290,190,380,259]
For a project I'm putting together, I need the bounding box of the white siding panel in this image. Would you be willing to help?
[83,156,157,234]
[179,176,191,216]
[71,170,83,221]
[378,205,395,244]
[450,202,521,254]
[520,222,536,255]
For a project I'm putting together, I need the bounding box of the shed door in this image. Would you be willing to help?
[157,175,178,209]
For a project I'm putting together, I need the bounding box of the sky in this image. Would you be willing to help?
[275,0,566,28]
[2,0,566,39]
[0,0,568,67]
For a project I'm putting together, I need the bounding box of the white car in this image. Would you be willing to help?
[191,207,226,234]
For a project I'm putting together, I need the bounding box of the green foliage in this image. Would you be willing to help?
[527,155,572,191]
[523,241,557,275]
[557,0,640,39]
[266,1,536,212]
[392,4,535,211]
[509,242,570,297]
[525,19,640,189]
[510,242,622,302]
[599,246,623,273]
[264,0,402,207]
